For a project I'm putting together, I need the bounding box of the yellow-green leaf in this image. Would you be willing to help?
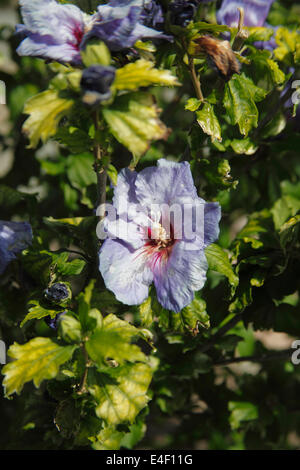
[196,102,222,142]
[2,338,76,396]
[86,313,147,365]
[20,300,64,327]
[81,40,111,67]
[114,59,179,91]
[89,363,152,425]
[274,27,300,65]
[102,92,169,163]
[23,89,74,148]
[92,427,125,450]
[224,74,267,136]
[205,243,239,296]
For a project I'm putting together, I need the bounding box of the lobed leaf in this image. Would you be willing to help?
[2,338,76,396]
[23,89,74,148]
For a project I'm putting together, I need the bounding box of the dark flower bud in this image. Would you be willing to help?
[44,282,71,305]
[45,311,66,330]
[169,0,199,27]
[80,65,116,106]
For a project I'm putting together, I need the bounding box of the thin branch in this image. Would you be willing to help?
[199,313,243,354]
[92,110,107,220]
[188,56,204,102]
[77,343,90,395]
[214,348,292,366]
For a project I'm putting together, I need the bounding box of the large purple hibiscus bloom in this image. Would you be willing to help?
[16,0,171,64]
[85,0,171,51]
[0,220,32,274]
[16,0,89,64]
[99,159,221,312]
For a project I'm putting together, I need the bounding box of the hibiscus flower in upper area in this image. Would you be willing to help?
[99,159,221,312]
[84,0,172,52]
[217,0,275,28]
[16,0,172,64]
[16,0,90,64]
[0,220,32,274]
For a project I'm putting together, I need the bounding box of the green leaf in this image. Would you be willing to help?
[59,314,82,343]
[224,74,267,136]
[245,26,275,43]
[274,27,300,65]
[2,338,76,396]
[114,59,179,91]
[228,401,258,430]
[20,300,65,327]
[86,313,147,365]
[92,427,125,450]
[271,182,300,230]
[230,137,258,155]
[102,92,169,164]
[181,297,210,331]
[23,89,74,148]
[247,48,285,90]
[190,21,230,36]
[139,296,154,328]
[51,252,86,276]
[88,363,152,425]
[205,244,239,295]
[55,127,93,154]
[66,152,97,189]
[196,102,222,142]
[185,97,201,112]
[81,40,111,67]
[107,164,118,186]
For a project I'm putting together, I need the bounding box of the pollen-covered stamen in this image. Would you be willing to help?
[147,222,175,249]
[135,221,177,271]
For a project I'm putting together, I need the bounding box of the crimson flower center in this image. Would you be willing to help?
[72,25,84,50]
[145,223,176,251]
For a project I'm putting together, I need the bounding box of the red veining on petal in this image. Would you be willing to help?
[135,223,178,272]
[72,25,84,50]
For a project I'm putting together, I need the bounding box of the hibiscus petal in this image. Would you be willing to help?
[135,159,199,209]
[153,242,208,312]
[217,0,275,28]
[204,202,222,247]
[16,0,85,63]
[99,238,153,305]
[0,221,32,274]
[86,0,171,51]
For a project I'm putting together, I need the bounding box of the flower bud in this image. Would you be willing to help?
[44,282,72,306]
[80,65,116,106]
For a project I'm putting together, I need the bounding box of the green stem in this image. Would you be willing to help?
[93,110,107,221]
[188,56,204,102]
[78,344,89,395]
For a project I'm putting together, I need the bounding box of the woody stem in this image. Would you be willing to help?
[93,110,107,220]
[188,56,204,102]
